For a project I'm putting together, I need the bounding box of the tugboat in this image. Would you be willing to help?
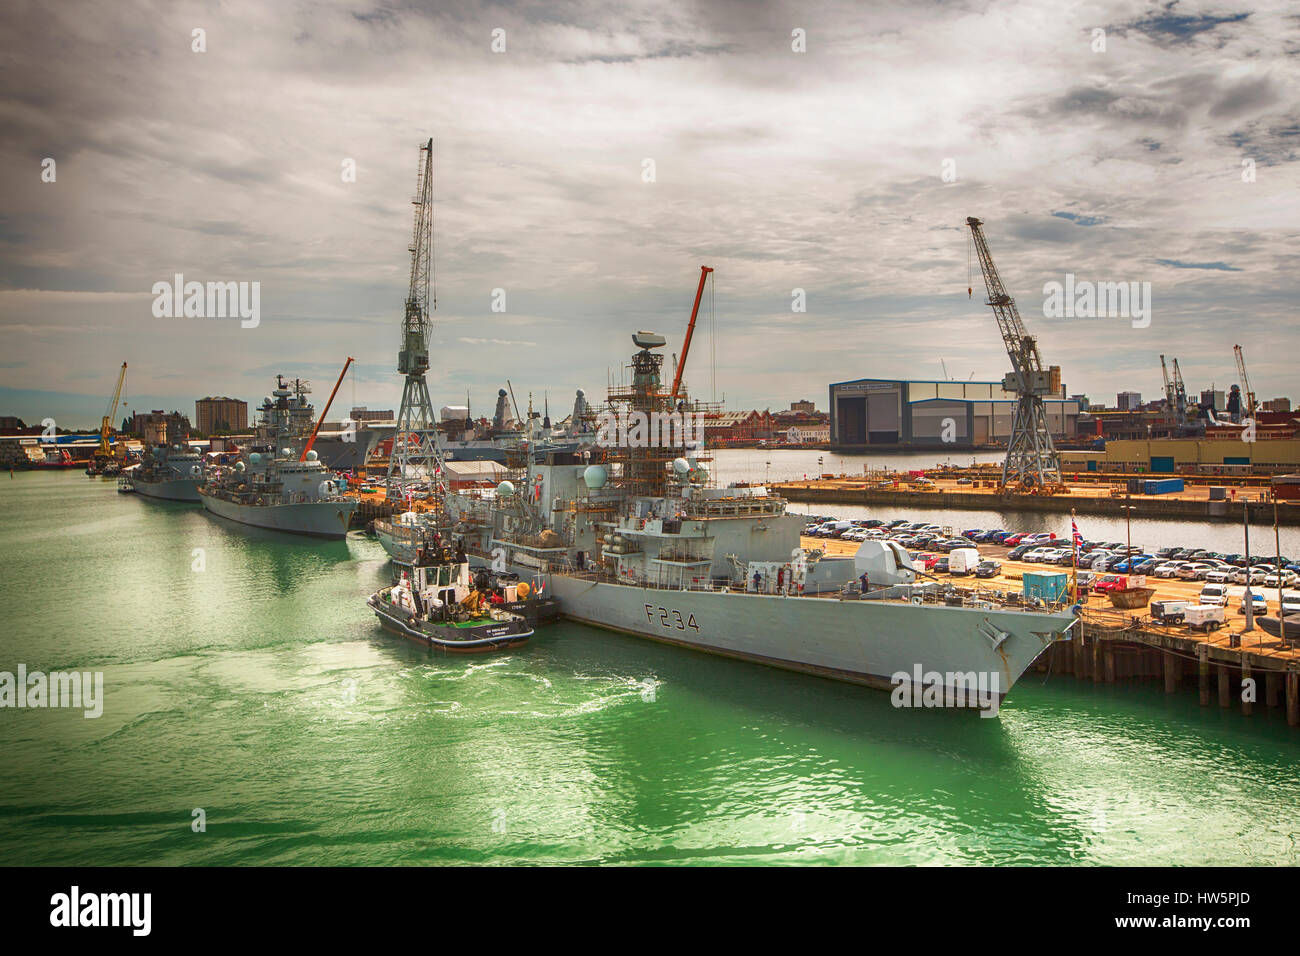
[367,541,539,652]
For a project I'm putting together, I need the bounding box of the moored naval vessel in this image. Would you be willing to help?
[127,442,205,502]
[442,331,1078,708]
[197,375,358,539]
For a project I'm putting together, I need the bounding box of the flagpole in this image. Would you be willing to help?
[1070,509,1078,604]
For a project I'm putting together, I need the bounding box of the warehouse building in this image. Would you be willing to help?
[828,377,1080,449]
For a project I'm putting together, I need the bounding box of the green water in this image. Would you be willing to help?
[2,470,1298,866]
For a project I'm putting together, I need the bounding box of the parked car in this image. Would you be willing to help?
[1230,567,1268,585]
[974,560,1002,578]
[1154,547,1179,560]
[1093,575,1128,593]
[1006,544,1035,560]
[1153,561,1187,578]
[1177,563,1216,581]
[932,557,950,574]
[1003,532,1032,546]
[1198,584,1229,607]
[1239,592,1269,615]
[1204,568,1234,584]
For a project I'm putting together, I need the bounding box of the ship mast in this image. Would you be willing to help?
[386,138,446,501]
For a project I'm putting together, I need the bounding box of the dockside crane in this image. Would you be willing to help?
[97,362,128,462]
[386,138,446,499]
[1160,354,1176,415]
[1233,344,1256,422]
[965,218,1063,493]
[1171,358,1188,426]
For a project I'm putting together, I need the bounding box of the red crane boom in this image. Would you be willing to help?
[302,357,354,461]
[670,266,713,400]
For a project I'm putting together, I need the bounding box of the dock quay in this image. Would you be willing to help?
[777,476,1300,525]
[344,485,439,529]
[804,535,1300,725]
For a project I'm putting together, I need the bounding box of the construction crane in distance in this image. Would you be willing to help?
[1171,358,1188,426]
[1233,344,1256,422]
[966,217,1064,493]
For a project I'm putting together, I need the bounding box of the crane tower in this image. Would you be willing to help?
[386,138,446,499]
[966,217,1063,492]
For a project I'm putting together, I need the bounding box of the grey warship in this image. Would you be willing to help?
[197,375,358,539]
[442,331,1078,709]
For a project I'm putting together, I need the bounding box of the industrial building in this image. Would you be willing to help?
[1061,437,1300,475]
[828,377,1080,449]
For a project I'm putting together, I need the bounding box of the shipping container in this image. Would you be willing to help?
[1023,570,1068,603]
[1143,477,1184,495]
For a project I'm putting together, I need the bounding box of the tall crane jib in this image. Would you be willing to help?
[965,217,1064,493]
[387,138,445,499]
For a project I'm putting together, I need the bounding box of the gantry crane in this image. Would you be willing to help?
[966,218,1063,493]
[386,138,446,500]
[1233,344,1256,422]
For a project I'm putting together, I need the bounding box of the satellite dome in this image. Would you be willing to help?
[318,480,336,497]
[281,448,292,457]
[672,457,690,476]
[583,464,608,489]
[248,453,261,464]
[234,461,246,472]
[576,388,586,398]
[305,450,318,462]
[496,480,515,497]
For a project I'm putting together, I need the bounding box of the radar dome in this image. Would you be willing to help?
[583,464,608,489]
[318,480,336,497]
[496,480,515,497]
[305,450,318,462]
[281,448,292,458]
[248,453,261,464]
[234,461,246,472]
[498,388,508,397]
[672,457,690,476]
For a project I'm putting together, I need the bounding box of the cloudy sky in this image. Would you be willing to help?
[1,0,1297,428]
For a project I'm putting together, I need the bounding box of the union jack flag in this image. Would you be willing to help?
[1071,517,1083,549]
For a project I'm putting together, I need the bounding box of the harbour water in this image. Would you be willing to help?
[2,469,1299,865]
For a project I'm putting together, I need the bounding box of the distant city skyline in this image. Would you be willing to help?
[2,0,1297,429]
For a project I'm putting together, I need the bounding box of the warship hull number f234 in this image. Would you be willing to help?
[644,604,700,632]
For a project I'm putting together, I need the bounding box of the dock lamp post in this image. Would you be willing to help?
[765,460,771,488]
[1243,499,1254,633]
[818,456,824,478]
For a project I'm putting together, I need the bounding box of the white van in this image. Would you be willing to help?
[948,548,981,575]
[1198,583,1228,607]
